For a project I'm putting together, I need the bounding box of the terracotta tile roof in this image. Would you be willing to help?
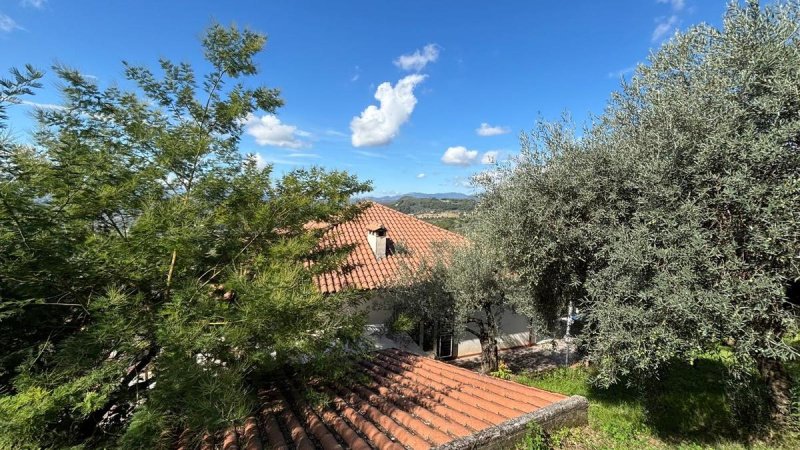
[313,202,468,294]
[182,349,567,450]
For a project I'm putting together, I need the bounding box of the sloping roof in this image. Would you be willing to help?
[181,349,567,450]
[313,202,467,294]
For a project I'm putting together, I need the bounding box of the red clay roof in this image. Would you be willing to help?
[313,202,467,294]
[181,349,566,450]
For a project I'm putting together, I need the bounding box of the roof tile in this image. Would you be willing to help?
[180,350,566,450]
[313,202,467,294]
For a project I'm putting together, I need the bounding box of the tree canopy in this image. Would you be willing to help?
[475,0,800,421]
[0,25,371,448]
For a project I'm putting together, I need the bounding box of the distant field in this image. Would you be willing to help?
[383,196,475,231]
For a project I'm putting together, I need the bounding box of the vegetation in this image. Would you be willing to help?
[515,352,800,449]
[386,242,526,372]
[0,25,370,448]
[420,216,462,232]
[387,196,475,215]
[476,0,800,426]
[383,196,474,232]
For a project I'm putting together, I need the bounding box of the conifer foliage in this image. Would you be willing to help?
[0,25,370,448]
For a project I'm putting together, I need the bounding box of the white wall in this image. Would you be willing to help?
[362,293,392,325]
[358,292,533,359]
[454,310,531,358]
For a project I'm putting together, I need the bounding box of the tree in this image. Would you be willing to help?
[386,242,522,373]
[446,243,521,373]
[0,25,371,448]
[476,0,800,423]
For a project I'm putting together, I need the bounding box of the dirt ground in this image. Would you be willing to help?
[448,339,583,373]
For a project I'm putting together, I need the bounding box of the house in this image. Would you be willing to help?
[175,204,590,449]
[313,202,535,360]
[180,349,588,450]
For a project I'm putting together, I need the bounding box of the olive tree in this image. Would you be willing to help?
[386,241,524,373]
[476,0,800,422]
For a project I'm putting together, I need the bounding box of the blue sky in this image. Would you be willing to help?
[2,0,731,196]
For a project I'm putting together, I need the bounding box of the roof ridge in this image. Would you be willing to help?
[363,201,468,242]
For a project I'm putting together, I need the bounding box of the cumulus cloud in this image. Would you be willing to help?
[416,173,426,179]
[441,146,479,166]
[394,44,440,72]
[249,153,268,169]
[652,15,679,42]
[0,14,21,33]
[481,150,500,165]
[350,74,426,147]
[242,113,310,148]
[476,122,510,136]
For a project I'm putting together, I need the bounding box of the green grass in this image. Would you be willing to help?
[513,355,800,449]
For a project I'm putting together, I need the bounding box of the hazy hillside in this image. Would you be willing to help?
[365,192,473,203]
[382,196,475,232]
[387,196,475,215]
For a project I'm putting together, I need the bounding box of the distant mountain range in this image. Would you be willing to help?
[363,192,474,203]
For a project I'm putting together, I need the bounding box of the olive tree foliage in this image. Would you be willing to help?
[385,242,526,373]
[475,0,800,420]
[0,25,371,448]
[382,243,456,336]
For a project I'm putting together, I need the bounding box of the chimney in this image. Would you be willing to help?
[366,222,387,260]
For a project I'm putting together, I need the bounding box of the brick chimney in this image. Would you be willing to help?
[366,222,387,260]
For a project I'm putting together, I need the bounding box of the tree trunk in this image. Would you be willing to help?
[480,305,500,373]
[758,356,792,423]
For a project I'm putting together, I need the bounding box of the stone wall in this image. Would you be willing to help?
[432,395,589,450]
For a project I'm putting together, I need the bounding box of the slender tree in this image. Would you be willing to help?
[386,242,522,373]
[0,25,370,448]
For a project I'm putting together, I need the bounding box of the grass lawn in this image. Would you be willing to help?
[512,354,800,449]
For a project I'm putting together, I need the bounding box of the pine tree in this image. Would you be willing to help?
[0,25,371,448]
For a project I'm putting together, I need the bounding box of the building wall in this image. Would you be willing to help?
[361,292,532,359]
[363,293,393,325]
[453,309,531,358]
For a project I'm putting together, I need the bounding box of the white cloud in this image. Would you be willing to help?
[351,65,360,82]
[394,44,440,72]
[21,100,66,110]
[657,0,685,12]
[354,150,387,159]
[248,153,306,167]
[607,66,635,79]
[324,129,348,138]
[441,146,479,166]
[21,0,46,9]
[652,15,678,42]
[481,150,499,165]
[416,173,426,179]
[249,153,268,169]
[0,14,21,33]
[476,122,510,136]
[242,113,310,148]
[350,74,426,147]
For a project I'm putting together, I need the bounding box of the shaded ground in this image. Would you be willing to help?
[450,340,581,373]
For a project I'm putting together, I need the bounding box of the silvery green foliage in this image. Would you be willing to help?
[475,0,800,413]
